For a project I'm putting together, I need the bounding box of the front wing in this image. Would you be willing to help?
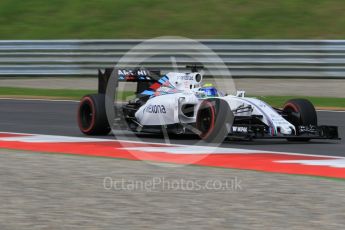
[228,125,340,140]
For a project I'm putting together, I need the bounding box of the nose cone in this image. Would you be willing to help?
[279,125,294,135]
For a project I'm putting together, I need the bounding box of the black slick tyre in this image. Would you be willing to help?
[283,98,317,142]
[78,94,110,135]
[196,99,233,143]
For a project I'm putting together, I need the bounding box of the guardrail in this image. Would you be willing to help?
[1,39,345,78]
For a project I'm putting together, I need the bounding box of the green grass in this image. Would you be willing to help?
[1,87,344,109]
[0,87,94,100]
[0,0,345,39]
[0,87,133,101]
[253,95,345,108]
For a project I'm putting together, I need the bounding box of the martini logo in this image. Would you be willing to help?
[118,69,149,76]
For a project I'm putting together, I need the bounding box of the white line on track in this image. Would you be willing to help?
[317,110,345,113]
[0,131,343,159]
[276,159,345,168]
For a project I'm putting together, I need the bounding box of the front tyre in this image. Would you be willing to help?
[78,94,110,135]
[283,98,317,142]
[196,99,234,143]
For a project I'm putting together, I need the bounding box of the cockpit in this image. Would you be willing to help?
[197,85,221,97]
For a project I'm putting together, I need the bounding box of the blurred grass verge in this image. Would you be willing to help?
[253,95,345,110]
[0,87,132,101]
[0,0,345,39]
[0,87,344,109]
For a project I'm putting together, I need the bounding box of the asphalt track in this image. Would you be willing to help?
[0,98,344,157]
[1,98,345,229]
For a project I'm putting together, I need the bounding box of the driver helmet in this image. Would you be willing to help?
[199,84,218,97]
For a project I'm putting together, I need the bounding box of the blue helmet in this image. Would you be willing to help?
[199,86,218,97]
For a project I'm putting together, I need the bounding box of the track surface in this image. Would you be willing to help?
[0,98,343,156]
[1,98,345,229]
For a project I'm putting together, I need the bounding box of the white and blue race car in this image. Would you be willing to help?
[77,66,339,143]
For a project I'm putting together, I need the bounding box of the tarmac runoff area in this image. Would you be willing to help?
[0,77,344,97]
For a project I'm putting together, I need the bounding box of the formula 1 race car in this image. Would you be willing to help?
[77,66,340,143]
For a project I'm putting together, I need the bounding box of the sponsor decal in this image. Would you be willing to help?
[177,75,194,81]
[118,69,148,76]
[232,126,248,133]
[144,105,167,114]
[137,70,148,76]
[118,69,150,80]
[299,126,317,133]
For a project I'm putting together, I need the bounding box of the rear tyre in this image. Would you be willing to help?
[78,94,111,135]
[283,98,317,142]
[196,99,234,143]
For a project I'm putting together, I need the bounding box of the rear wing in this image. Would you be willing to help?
[98,68,161,94]
[97,65,203,95]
